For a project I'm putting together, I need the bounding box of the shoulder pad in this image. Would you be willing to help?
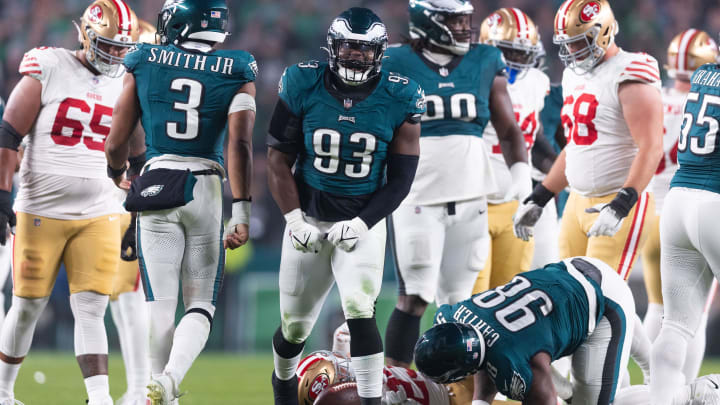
[19,47,60,82]
[618,52,660,85]
[286,61,325,87]
[122,43,147,73]
[217,49,258,80]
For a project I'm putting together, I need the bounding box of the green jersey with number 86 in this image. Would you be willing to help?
[278,61,424,201]
[123,43,257,165]
[671,63,720,193]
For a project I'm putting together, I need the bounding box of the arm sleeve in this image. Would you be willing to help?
[267,99,303,154]
[357,152,418,229]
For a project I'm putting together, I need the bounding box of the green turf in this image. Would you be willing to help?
[12,353,720,404]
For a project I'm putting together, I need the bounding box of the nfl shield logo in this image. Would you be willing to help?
[343,98,353,110]
[201,19,208,28]
[210,10,221,18]
[439,67,449,77]
[34,218,41,227]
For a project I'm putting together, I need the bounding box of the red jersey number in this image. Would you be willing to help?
[562,93,599,145]
[492,111,538,154]
[51,98,112,152]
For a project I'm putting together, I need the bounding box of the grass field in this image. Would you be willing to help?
[12,353,720,404]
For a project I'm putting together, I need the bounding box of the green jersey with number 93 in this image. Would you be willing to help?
[278,61,425,199]
[434,261,605,400]
[123,43,257,165]
[671,63,720,193]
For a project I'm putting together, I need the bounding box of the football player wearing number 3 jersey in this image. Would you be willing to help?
[106,0,257,404]
[0,1,140,404]
[267,8,424,405]
[513,0,663,282]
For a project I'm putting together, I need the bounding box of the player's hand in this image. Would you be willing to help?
[120,214,138,261]
[224,200,251,250]
[0,190,16,247]
[513,201,543,241]
[382,385,409,405]
[284,208,323,253]
[326,217,368,252]
[586,187,638,237]
[112,173,130,190]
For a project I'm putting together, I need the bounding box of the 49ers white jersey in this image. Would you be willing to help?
[383,366,450,405]
[14,47,124,219]
[484,68,550,204]
[649,86,685,214]
[561,49,662,197]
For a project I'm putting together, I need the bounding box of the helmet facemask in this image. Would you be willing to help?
[554,23,615,75]
[428,12,475,55]
[75,21,135,78]
[329,39,384,85]
[496,41,541,81]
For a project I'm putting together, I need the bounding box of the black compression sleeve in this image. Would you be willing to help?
[267,99,303,154]
[358,153,418,228]
[0,120,22,151]
[531,128,557,174]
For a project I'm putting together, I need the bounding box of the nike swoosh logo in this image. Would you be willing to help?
[710,380,719,390]
[292,233,310,249]
[339,226,358,243]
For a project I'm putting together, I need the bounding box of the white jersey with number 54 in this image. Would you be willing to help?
[561,49,661,197]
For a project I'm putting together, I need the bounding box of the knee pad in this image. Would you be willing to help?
[12,296,49,326]
[0,296,49,357]
[342,293,376,320]
[69,292,109,355]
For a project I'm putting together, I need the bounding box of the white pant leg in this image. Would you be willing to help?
[332,220,386,319]
[137,211,184,302]
[0,240,11,327]
[390,204,446,303]
[177,175,224,309]
[278,221,335,344]
[436,198,489,305]
[571,257,635,405]
[531,199,559,269]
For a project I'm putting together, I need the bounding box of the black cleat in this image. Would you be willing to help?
[272,371,299,405]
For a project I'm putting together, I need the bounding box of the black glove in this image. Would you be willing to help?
[120,213,138,261]
[0,190,15,246]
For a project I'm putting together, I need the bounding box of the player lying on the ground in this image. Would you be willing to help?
[413,256,720,405]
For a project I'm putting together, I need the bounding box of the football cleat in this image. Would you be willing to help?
[689,374,720,405]
[0,399,24,405]
[147,373,180,405]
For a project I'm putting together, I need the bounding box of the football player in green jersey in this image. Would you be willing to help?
[383,0,531,369]
[650,61,720,405]
[266,8,424,405]
[105,1,256,404]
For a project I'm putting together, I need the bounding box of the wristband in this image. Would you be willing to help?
[523,183,554,207]
[231,200,251,225]
[608,187,638,218]
[284,208,304,225]
[107,163,127,179]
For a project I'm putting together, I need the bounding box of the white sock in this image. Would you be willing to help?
[682,312,708,383]
[272,346,303,381]
[84,374,111,404]
[631,313,652,383]
[118,290,150,394]
[651,324,689,405]
[164,311,211,386]
[149,300,177,375]
[109,299,131,392]
[0,363,20,399]
[643,302,664,342]
[352,352,384,399]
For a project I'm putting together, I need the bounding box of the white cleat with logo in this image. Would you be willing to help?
[690,374,720,405]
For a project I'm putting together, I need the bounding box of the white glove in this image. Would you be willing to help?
[223,200,251,249]
[508,162,532,201]
[284,208,323,253]
[513,201,543,241]
[382,385,408,405]
[332,322,351,359]
[586,204,624,237]
[326,217,368,252]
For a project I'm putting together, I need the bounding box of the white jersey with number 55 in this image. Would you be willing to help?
[14,47,124,219]
[561,50,661,197]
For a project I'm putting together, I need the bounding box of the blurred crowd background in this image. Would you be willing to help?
[1,0,719,355]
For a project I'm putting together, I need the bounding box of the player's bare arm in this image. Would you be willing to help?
[224,82,256,250]
[0,75,42,244]
[618,81,664,192]
[531,124,557,174]
[267,147,301,215]
[473,370,498,404]
[490,75,528,167]
[524,352,557,405]
[105,72,140,187]
[540,149,569,194]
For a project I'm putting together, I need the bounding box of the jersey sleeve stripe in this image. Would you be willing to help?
[19,70,42,76]
[21,63,40,68]
[630,61,660,71]
[625,67,660,80]
[622,73,659,83]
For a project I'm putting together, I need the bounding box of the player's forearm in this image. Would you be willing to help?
[622,144,663,192]
[267,148,301,214]
[498,126,528,166]
[540,149,568,194]
[473,371,497,403]
[227,136,252,200]
[0,149,17,192]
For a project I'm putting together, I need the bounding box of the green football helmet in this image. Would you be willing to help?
[408,0,475,55]
[414,323,485,384]
[157,0,229,46]
[326,7,388,85]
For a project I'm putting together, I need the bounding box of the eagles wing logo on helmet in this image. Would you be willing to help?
[580,2,601,22]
